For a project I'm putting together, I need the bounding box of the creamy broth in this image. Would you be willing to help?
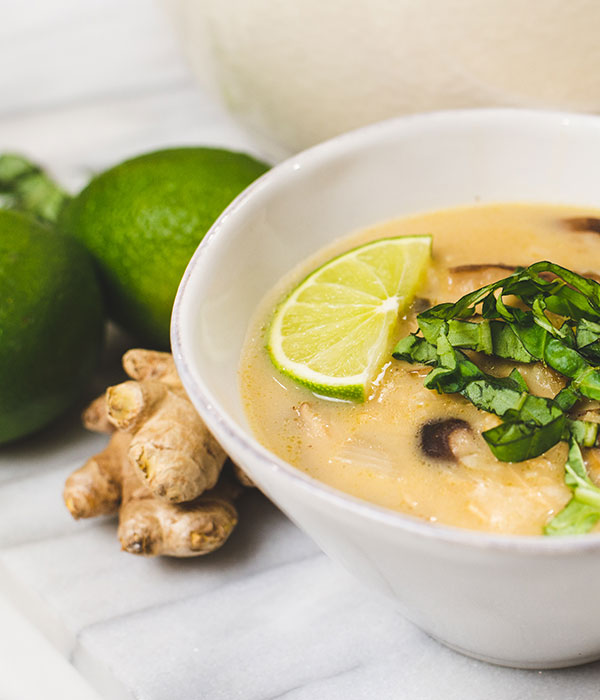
[239,203,600,535]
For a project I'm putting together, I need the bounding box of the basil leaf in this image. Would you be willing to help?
[483,412,566,462]
[527,261,600,318]
[508,368,529,393]
[545,439,600,535]
[544,499,600,536]
[393,260,600,531]
[392,335,438,365]
[567,419,599,447]
[443,319,534,362]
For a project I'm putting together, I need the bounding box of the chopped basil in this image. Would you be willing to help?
[393,261,600,535]
[545,439,600,535]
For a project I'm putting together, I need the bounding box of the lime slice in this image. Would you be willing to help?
[267,235,432,401]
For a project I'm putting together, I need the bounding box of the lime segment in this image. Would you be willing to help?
[267,235,432,400]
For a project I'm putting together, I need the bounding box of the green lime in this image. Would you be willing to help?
[267,235,432,401]
[0,210,104,444]
[58,147,269,348]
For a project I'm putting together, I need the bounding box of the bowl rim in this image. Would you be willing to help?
[172,107,600,555]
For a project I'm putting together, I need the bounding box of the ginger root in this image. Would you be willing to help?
[64,349,245,557]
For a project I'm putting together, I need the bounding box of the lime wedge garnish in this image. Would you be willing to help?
[267,235,432,400]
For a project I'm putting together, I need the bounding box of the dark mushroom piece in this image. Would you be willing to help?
[411,297,431,314]
[562,217,600,234]
[419,418,472,462]
[449,263,516,274]
[447,264,520,298]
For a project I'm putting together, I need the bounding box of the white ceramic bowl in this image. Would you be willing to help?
[172,109,600,669]
[167,1,600,158]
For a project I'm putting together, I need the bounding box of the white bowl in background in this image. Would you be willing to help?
[166,1,600,159]
[172,109,600,669]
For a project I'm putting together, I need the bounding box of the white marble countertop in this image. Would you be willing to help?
[3,2,600,699]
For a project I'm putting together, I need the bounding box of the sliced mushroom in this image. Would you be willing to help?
[562,217,600,234]
[419,418,472,461]
[447,264,517,296]
[449,263,516,274]
[412,297,431,314]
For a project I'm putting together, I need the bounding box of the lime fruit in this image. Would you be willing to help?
[0,210,104,444]
[267,235,432,401]
[58,147,270,349]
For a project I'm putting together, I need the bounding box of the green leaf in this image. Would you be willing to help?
[393,260,600,530]
[392,335,438,365]
[444,319,534,362]
[554,386,580,411]
[482,411,566,462]
[508,368,529,393]
[527,261,600,317]
[545,438,600,535]
[447,319,493,354]
[544,499,600,536]
[567,419,599,447]
[490,323,535,363]
[576,318,600,349]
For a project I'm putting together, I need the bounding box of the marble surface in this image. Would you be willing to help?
[3,2,600,698]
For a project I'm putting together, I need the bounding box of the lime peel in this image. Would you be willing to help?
[267,235,432,401]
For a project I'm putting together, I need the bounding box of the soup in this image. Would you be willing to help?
[239,203,600,535]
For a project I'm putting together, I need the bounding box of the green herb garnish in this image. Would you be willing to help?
[393,261,600,536]
[544,438,600,535]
